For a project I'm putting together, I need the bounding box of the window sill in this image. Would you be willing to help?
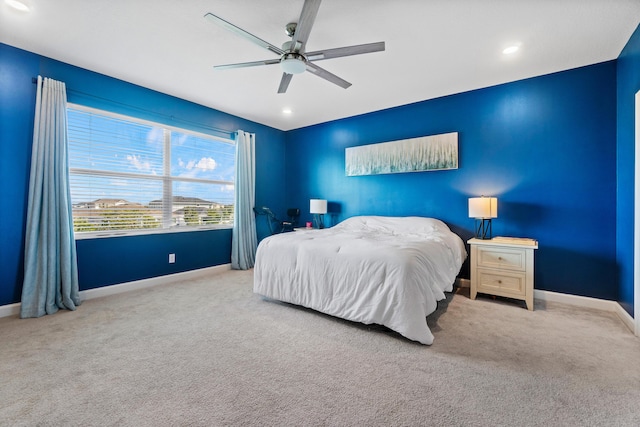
[74,224,232,240]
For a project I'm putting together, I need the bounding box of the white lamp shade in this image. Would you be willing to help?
[468,197,498,219]
[310,199,328,214]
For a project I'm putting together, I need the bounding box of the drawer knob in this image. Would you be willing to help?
[497,280,502,284]
[498,257,503,261]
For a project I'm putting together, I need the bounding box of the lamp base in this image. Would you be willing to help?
[474,219,493,240]
[313,214,325,229]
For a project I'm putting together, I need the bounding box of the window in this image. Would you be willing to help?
[67,105,235,237]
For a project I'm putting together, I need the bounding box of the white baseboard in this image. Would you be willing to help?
[0,264,231,319]
[534,289,635,334]
[0,303,21,318]
[4,271,635,335]
[616,304,636,335]
[456,278,635,334]
[79,263,231,300]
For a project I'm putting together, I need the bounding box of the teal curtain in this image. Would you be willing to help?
[21,76,80,318]
[231,130,257,270]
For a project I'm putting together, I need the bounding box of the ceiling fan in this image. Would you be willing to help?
[204,0,385,94]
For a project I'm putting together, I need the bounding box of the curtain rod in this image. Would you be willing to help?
[31,76,235,139]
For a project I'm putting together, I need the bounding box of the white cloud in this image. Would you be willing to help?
[177,157,219,179]
[196,157,217,171]
[127,154,152,172]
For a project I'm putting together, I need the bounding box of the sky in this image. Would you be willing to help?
[67,108,236,206]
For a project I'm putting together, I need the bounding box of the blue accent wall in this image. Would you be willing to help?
[0,43,286,306]
[0,44,39,305]
[2,38,634,310]
[286,62,618,300]
[617,23,640,317]
[76,230,232,290]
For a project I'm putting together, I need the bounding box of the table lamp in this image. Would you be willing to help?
[469,196,498,239]
[310,199,327,229]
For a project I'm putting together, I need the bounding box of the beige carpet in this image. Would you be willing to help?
[0,269,638,426]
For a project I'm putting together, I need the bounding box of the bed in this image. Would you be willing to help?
[253,216,467,345]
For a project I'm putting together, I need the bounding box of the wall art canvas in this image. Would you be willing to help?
[345,132,458,176]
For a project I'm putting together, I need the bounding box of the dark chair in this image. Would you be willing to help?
[286,208,300,228]
[254,207,300,235]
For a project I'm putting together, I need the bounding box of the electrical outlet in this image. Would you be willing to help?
[168,253,175,264]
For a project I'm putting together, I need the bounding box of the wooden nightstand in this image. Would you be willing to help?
[468,237,538,310]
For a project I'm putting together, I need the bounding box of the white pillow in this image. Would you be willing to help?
[334,215,449,235]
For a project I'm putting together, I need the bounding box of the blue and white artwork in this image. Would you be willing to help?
[345,132,458,176]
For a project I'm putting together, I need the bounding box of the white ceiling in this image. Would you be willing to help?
[2,0,639,131]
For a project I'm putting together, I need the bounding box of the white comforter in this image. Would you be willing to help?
[253,216,467,345]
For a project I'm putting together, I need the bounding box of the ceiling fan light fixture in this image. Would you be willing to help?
[280,53,306,74]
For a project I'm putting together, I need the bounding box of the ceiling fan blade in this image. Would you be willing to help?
[305,62,351,89]
[214,59,280,70]
[278,73,293,94]
[291,0,322,53]
[204,13,284,56]
[306,41,385,61]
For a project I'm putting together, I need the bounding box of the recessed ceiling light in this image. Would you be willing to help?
[502,45,520,55]
[5,0,30,12]
[282,108,292,115]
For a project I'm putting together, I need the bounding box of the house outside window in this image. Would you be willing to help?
[67,105,235,237]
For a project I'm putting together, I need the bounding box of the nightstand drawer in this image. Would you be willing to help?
[476,270,526,297]
[476,247,526,271]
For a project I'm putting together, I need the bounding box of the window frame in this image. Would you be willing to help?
[67,103,236,240]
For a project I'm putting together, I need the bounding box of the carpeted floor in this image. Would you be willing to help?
[1,269,638,426]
